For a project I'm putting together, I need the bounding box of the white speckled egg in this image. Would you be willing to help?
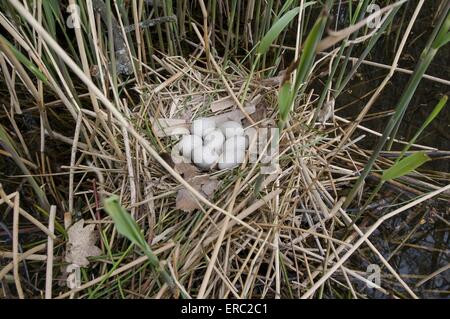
[192,145,219,169]
[175,134,203,160]
[218,136,246,169]
[218,121,244,139]
[204,129,225,152]
[191,117,216,137]
[224,135,246,152]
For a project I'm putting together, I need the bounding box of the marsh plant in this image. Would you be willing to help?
[0,0,449,299]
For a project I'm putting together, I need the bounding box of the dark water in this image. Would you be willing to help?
[332,2,449,298]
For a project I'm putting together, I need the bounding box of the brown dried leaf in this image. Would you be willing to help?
[210,106,256,124]
[175,171,219,212]
[175,162,200,180]
[201,178,219,197]
[317,98,335,124]
[243,97,268,128]
[176,188,201,212]
[65,219,102,267]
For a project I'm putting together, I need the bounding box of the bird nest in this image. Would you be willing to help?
[56,54,375,298]
[3,54,430,299]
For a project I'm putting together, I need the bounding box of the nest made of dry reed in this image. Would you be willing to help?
[49,53,380,299]
[3,53,433,299]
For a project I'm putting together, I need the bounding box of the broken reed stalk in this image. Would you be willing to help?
[45,205,56,299]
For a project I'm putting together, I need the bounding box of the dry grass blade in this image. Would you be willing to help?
[0,0,448,300]
[45,205,56,299]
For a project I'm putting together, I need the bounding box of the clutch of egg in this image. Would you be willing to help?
[175,118,247,170]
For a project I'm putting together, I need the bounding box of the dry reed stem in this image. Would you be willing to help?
[56,242,175,299]
[301,184,450,299]
[45,205,56,299]
[0,243,47,281]
[12,193,24,299]
[8,0,255,233]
